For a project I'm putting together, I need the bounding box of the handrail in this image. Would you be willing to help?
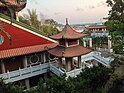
[81,52,110,67]
[66,68,82,77]
[93,55,109,65]
[0,61,57,83]
[50,64,64,76]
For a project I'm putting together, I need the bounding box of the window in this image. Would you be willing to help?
[0,35,4,45]
[68,39,78,46]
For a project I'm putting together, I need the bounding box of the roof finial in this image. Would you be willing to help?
[66,18,68,24]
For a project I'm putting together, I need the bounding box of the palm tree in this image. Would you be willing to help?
[27,9,42,30]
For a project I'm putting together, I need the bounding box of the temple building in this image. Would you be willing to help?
[85,25,109,37]
[0,0,112,89]
[48,19,92,72]
[0,0,57,89]
[86,25,107,33]
[48,20,111,78]
[85,25,112,53]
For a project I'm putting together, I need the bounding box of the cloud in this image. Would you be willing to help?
[89,5,95,9]
[54,12,63,15]
[97,1,107,7]
[76,8,84,12]
[44,8,50,12]
[30,0,38,5]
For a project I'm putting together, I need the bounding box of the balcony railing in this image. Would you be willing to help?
[66,68,82,78]
[0,52,112,83]
[0,61,57,83]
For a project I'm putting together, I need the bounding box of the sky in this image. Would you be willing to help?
[20,0,111,24]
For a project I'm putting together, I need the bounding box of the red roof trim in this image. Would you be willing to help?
[50,24,90,39]
[48,45,92,58]
[0,43,57,59]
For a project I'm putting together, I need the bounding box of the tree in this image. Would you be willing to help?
[35,67,112,93]
[0,79,25,93]
[105,0,124,54]
[20,9,59,37]
[106,0,124,22]
[26,9,41,30]
[107,76,124,93]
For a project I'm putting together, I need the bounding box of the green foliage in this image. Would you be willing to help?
[35,67,112,93]
[19,9,59,37]
[0,67,114,93]
[106,75,124,93]
[106,0,124,22]
[92,36,108,48]
[79,38,84,46]
[0,79,25,93]
[105,0,124,54]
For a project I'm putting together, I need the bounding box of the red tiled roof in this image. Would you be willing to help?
[0,43,57,59]
[0,18,57,59]
[0,0,26,11]
[0,20,55,51]
[50,24,89,40]
[48,45,92,57]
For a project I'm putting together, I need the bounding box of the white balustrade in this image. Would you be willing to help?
[66,68,82,78]
[49,65,64,76]
[0,56,112,83]
[81,52,111,67]
[0,61,57,83]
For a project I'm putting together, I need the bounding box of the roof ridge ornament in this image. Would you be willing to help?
[66,18,68,24]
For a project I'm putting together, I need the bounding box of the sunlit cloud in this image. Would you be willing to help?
[97,1,107,7]
[54,12,63,15]
[76,8,84,12]
[89,5,95,9]
[23,0,109,24]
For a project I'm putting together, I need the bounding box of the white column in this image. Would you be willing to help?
[1,60,6,73]
[43,53,46,62]
[44,73,48,82]
[83,38,86,47]
[25,79,30,90]
[65,58,71,72]
[89,38,92,48]
[65,41,68,47]
[15,11,19,21]
[23,56,30,90]
[59,58,63,69]
[78,56,81,68]
[108,35,113,53]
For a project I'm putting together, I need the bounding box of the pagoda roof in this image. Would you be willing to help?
[0,14,57,59]
[48,45,92,58]
[0,0,27,11]
[50,20,89,40]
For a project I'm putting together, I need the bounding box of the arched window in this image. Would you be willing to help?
[0,35,4,45]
